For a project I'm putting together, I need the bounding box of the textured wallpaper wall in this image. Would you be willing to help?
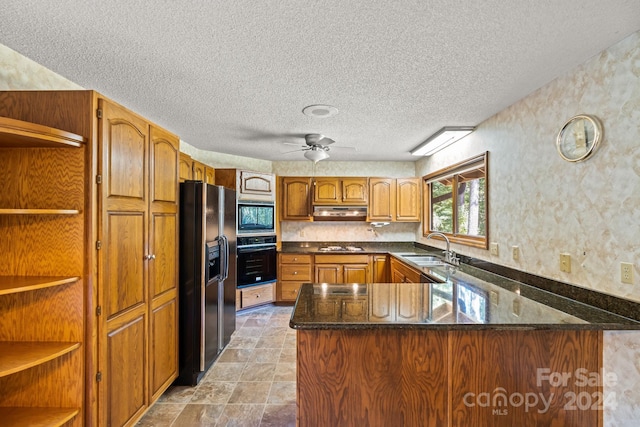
[0,44,82,90]
[416,31,640,304]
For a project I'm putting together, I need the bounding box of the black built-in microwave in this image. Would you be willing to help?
[237,201,275,234]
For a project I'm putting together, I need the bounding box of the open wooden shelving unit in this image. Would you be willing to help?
[0,116,86,148]
[0,276,80,296]
[0,113,86,427]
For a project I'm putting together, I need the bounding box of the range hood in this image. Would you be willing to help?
[313,206,367,221]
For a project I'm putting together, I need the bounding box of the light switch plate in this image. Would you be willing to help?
[560,253,571,273]
[512,246,520,261]
[490,242,499,256]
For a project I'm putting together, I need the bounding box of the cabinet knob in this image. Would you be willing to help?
[293,271,298,275]
[145,254,156,260]
[293,257,298,261]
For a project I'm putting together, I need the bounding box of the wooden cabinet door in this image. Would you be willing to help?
[282,177,312,220]
[343,263,369,283]
[178,152,192,182]
[313,178,341,204]
[368,178,396,221]
[148,125,179,401]
[239,170,275,199]
[341,178,368,204]
[315,264,341,283]
[396,178,421,221]
[371,255,388,282]
[99,99,149,427]
[204,166,215,184]
[192,161,205,181]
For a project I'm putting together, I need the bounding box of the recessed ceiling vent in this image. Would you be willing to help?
[302,104,338,118]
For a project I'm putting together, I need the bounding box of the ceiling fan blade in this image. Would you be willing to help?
[281,148,306,154]
[316,137,336,146]
[283,142,305,146]
[329,145,357,150]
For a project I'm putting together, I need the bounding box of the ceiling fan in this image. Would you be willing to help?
[283,134,352,163]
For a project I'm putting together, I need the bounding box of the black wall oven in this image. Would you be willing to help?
[237,235,277,288]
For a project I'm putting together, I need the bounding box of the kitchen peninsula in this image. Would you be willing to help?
[289,251,640,427]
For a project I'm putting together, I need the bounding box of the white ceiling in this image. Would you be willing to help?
[1,1,639,162]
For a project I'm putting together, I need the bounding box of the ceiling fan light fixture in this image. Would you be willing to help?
[302,104,339,118]
[411,126,476,156]
[304,147,330,163]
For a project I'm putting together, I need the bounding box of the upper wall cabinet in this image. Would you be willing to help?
[281,176,313,221]
[192,160,206,181]
[368,178,421,222]
[395,178,421,221]
[179,152,193,182]
[216,169,276,201]
[313,177,368,205]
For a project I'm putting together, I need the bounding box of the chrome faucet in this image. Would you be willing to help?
[426,232,459,266]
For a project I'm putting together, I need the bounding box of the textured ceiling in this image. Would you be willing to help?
[1,1,639,162]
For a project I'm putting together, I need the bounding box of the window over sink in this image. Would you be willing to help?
[422,152,488,249]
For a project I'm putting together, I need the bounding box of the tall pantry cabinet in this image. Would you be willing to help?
[0,91,179,427]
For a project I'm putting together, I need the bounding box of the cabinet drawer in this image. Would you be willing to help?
[241,283,274,308]
[315,254,370,264]
[281,265,312,281]
[280,253,312,264]
[279,281,304,301]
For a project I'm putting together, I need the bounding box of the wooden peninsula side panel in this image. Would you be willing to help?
[297,328,602,426]
[297,329,448,427]
[450,330,602,427]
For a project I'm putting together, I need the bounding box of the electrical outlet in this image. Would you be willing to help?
[560,253,571,273]
[512,299,521,317]
[490,290,499,305]
[490,242,499,256]
[621,262,634,284]
[512,246,520,261]
[299,230,305,238]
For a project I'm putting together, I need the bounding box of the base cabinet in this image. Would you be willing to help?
[278,254,313,302]
[390,257,421,283]
[314,254,371,284]
[238,283,275,310]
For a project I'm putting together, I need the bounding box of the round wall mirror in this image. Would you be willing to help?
[556,114,603,162]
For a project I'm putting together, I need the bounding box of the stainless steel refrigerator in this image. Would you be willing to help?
[176,181,237,386]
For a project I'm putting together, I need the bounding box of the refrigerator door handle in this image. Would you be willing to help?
[221,235,230,281]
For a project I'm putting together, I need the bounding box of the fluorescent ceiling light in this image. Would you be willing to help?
[304,148,330,163]
[411,126,475,156]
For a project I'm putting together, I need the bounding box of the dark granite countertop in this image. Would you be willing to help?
[289,245,640,330]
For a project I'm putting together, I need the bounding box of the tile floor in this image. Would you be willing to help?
[137,305,296,427]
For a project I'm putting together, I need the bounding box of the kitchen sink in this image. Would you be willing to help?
[400,255,447,267]
[415,261,447,267]
[402,255,441,262]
